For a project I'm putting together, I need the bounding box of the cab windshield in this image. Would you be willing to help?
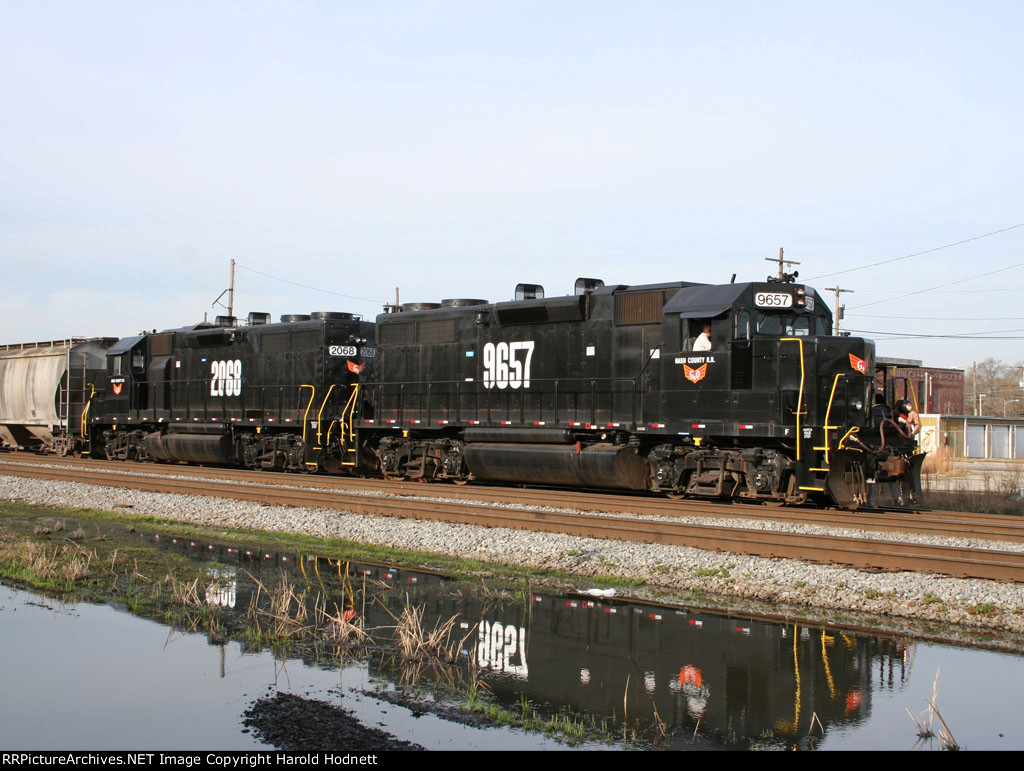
[750,313,830,337]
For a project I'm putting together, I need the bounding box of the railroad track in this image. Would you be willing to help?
[3,455,1024,582]
[3,453,1023,543]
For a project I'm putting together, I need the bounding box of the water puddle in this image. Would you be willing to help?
[2,529,1022,750]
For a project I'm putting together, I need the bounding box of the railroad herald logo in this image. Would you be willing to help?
[112,383,122,396]
[684,363,708,384]
[849,353,868,374]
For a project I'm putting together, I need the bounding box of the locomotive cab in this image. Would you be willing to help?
[104,335,148,412]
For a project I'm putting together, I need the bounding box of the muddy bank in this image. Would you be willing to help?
[243,693,423,751]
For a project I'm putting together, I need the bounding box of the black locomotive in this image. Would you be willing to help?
[88,311,375,475]
[360,277,924,508]
[3,276,925,509]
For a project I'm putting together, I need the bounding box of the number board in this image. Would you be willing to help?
[754,292,793,308]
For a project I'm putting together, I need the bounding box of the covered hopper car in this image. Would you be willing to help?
[0,338,116,456]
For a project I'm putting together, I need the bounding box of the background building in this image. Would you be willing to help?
[876,357,964,415]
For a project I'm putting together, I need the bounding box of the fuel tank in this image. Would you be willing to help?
[463,442,648,491]
[143,432,234,464]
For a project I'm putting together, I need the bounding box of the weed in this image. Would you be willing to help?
[314,593,370,646]
[907,669,959,750]
[694,566,730,578]
[166,575,203,608]
[966,603,998,617]
[387,599,471,663]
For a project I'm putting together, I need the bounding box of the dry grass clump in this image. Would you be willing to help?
[907,669,959,751]
[385,597,473,663]
[166,575,204,608]
[243,571,314,642]
[314,593,370,645]
[0,537,94,585]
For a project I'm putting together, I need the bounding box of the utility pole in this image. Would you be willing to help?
[228,258,236,320]
[211,259,238,321]
[765,247,800,280]
[973,361,977,415]
[824,285,854,335]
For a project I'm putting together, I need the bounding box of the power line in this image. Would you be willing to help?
[844,287,1024,294]
[845,327,1024,339]
[236,264,387,306]
[805,222,1024,281]
[851,313,1024,319]
[848,260,1024,310]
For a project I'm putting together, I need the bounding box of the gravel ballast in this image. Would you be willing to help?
[3,472,1024,642]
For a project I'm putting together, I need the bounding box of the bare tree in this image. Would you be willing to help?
[965,358,1024,416]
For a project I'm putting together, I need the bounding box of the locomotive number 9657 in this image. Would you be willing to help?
[482,341,535,389]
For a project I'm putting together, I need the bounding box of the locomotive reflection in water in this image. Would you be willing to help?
[154,535,911,749]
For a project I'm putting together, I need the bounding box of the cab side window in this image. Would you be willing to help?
[735,311,751,340]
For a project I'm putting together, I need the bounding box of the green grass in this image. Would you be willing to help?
[462,691,596,746]
[967,603,999,617]
[0,500,636,591]
[694,566,731,578]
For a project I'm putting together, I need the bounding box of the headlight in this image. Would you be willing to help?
[850,399,864,412]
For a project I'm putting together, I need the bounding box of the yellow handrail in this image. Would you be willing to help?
[838,425,861,450]
[315,384,336,447]
[341,384,360,444]
[822,373,845,464]
[80,384,96,438]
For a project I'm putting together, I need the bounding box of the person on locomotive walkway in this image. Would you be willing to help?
[897,399,921,437]
[694,323,713,351]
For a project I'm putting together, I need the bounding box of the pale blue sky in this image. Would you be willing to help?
[2,1,1022,369]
